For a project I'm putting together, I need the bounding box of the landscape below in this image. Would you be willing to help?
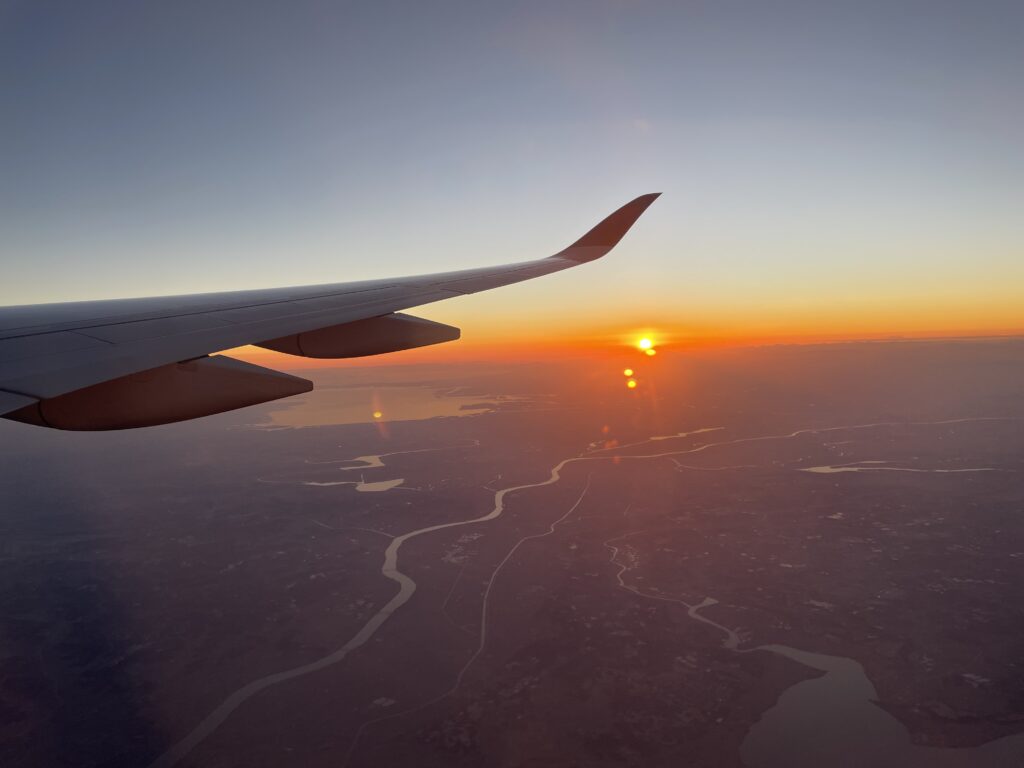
[1,338,1022,767]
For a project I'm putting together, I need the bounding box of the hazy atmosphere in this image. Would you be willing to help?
[2,1,1023,344]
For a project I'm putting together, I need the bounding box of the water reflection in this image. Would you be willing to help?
[741,644,1024,768]
[257,386,532,428]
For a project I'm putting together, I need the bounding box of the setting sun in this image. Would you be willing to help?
[638,338,653,350]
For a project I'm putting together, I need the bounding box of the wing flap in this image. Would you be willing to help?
[0,390,37,417]
[4,355,311,431]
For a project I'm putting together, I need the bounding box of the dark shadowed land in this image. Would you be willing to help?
[1,339,1023,767]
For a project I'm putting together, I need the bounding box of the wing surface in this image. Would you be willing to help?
[0,193,659,427]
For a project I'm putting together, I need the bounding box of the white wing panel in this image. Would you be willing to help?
[0,194,660,422]
[0,331,110,361]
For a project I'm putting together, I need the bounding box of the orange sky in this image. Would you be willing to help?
[231,317,1024,372]
[225,272,1024,371]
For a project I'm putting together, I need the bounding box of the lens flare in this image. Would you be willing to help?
[645,348,657,356]
[623,368,634,376]
[626,379,637,389]
[373,411,383,419]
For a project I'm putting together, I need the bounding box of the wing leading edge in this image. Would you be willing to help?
[0,193,660,429]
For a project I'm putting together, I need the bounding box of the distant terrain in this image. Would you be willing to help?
[1,339,1022,767]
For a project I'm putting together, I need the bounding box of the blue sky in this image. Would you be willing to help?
[2,1,1022,340]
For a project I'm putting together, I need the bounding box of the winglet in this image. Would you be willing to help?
[553,192,661,263]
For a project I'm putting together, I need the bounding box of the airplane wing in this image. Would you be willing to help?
[0,193,659,429]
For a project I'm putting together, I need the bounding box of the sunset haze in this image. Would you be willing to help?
[2,1,1022,355]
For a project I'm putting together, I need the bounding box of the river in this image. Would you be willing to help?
[149,415,1023,767]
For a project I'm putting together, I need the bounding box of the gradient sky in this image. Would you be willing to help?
[2,1,1022,348]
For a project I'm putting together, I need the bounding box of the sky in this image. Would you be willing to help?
[1,0,1022,355]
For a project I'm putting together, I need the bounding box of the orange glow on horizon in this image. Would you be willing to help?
[225,311,1024,371]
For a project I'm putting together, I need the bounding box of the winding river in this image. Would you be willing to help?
[148,416,1022,767]
[605,529,1024,768]
[739,644,1024,767]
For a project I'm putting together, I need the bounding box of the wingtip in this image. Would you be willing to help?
[557,193,661,262]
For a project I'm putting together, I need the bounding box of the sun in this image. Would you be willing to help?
[638,337,653,350]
